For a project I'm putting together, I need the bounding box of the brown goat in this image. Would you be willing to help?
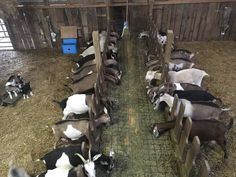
[51,114,110,148]
[152,118,233,158]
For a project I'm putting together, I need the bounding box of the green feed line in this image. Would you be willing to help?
[100,36,178,177]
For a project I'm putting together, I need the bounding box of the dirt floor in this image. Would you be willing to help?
[0,40,235,177]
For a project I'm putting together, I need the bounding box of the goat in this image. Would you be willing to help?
[21,82,33,99]
[37,151,102,177]
[66,74,97,94]
[105,67,122,80]
[145,71,162,83]
[51,115,110,148]
[71,67,96,84]
[36,145,114,173]
[75,54,95,68]
[171,49,195,61]
[152,118,233,158]
[105,59,121,72]
[168,59,194,71]
[5,74,24,99]
[104,73,119,85]
[173,90,221,103]
[8,162,31,177]
[53,94,109,120]
[151,90,221,105]
[153,93,230,120]
[157,31,167,46]
[138,31,149,39]
[147,83,204,103]
[167,68,209,87]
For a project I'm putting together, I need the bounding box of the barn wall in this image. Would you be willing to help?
[151,2,236,41]
[5,7,101,50]
[3,0,236,50]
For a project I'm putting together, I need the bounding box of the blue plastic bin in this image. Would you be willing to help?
[63,38,77,44]
[62,38,78,54]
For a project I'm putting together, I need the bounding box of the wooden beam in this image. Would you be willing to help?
[164,30,174,64]
[80,8,89,41]
[92,31,102,72]
[149,0,154,21]
[106,0,111,31]
[17,0,236,9]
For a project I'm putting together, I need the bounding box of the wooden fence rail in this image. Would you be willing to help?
[160,28,210,177]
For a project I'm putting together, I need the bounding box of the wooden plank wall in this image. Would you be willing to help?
[5,7,101,50]
[151,2,236,41]
[3,1,236,50]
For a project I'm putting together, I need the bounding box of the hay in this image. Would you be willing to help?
[0,49,74,176]
[177,41,236,177]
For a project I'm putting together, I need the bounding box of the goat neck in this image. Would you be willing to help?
[152,120,176,137]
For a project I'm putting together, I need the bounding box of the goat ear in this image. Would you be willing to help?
[92,154,102,161]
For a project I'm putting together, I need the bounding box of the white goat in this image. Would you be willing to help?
[145,71,162,82]
[167,68,209,87]
[62,94,108,120]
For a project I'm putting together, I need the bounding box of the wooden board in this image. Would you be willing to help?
[60,26,78,38]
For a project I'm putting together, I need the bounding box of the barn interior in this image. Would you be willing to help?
[0,0,236,177]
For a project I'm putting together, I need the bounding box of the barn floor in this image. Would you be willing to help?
[101,37,178,177]
[0,39,235,177]
[0,50,74,176]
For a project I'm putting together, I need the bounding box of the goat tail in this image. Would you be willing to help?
[221,107,232,112]
[34,159,41,162]
[226,118,234,130]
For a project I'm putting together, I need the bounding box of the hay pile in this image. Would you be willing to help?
[0,0,17,18]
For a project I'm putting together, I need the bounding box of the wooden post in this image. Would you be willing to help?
[149,0,154,21]
[184,136,200,176]
[92,31,102,72]
[161,63,168,83]
[80,8,89,41]
[106,0,111,31]
[88,105,96,147]
[164,30,174,63]
[176,117,192,162]
[170,94,178,120]
[38,9,53,48]
[197,160,210,177]
[173,103,185,143]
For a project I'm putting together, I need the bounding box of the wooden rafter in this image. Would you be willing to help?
[17,0,236,9]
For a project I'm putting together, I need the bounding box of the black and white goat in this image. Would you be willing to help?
[5,75,23,99]
[153,93,230,120]
[37,145,114,173]
[53,94,109,120]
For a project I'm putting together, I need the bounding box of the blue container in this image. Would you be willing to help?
[62,44,78,54]
[63,38,77,44]
[62,38,78,54]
